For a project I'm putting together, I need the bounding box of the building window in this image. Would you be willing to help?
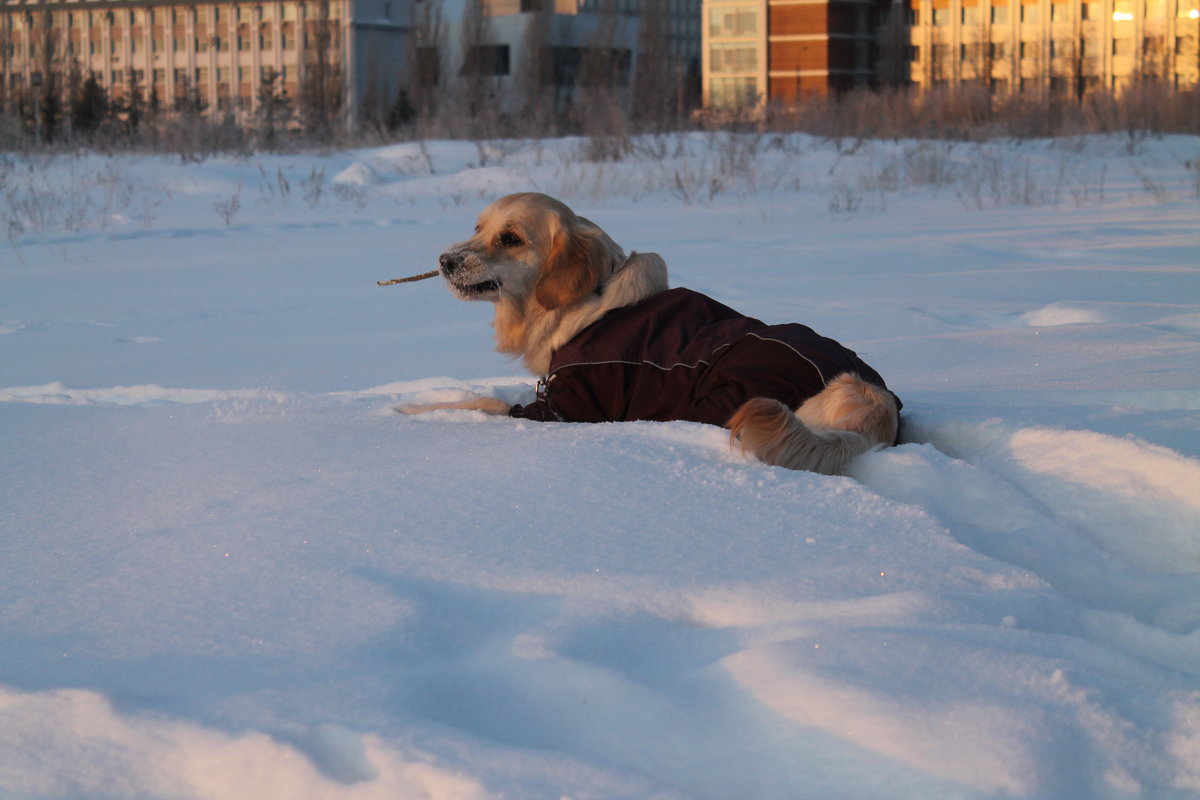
[709,75,757,108]
[991,5,1009,24]
[990,41,1007,58]
[709,42,756,73]
[1020,2,1040,22]
[1050,1,1068,20]
[1112,0,1134,19]
[962,5,981,24]
[1145,0,1166,18]
[708,6,756,37]
[1112,37,1132,55]
[932,7,952,25]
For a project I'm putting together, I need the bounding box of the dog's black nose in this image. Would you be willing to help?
[439,252,460,277]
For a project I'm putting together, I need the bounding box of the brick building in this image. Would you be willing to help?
[702,0,1200,108]
[703,0,878,108]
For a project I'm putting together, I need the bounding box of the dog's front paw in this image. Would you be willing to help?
[394,396,512,416]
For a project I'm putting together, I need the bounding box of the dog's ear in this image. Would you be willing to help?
[534,226,608,310]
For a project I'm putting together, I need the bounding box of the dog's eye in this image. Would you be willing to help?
[497,231,523,248]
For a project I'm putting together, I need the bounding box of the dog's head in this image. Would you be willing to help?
[438,193,625,311]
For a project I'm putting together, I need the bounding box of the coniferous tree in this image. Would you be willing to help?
[70,71,109,135]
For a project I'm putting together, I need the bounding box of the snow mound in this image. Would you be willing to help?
[0,687,487,800]
[0,382,288,407]
[333,162,383,186]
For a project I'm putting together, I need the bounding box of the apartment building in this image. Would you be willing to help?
[880,0,1200,93]
[703,0,879,107]
[0,0,702,126]
[0,0,409,123]
[427,0,701,117]
[703,0,1198,109]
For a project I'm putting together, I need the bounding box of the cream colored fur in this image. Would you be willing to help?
[402,192,898,475]
[727,374,899,475]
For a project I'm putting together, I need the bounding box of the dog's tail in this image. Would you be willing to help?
[727,374,898,476]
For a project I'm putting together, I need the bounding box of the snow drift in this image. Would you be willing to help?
[1,133,1199,799]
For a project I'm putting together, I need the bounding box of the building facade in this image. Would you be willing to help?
[0,0,702,128]
[0,0,408,124]
[423,0,701,119]
[703,0,879,108]
[881,0,1200,93]
[703,0,1199,108]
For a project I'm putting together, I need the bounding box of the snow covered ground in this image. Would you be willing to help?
[1,132,1198,799]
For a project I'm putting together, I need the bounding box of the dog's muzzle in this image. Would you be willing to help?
[438,252,501,299]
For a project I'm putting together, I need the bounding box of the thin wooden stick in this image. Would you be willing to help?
[376,270,440,286]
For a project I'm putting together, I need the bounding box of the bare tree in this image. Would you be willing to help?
[33,10,64,142]
[300,0,343,140]
[514,0,556,134]
[574,0,630,150]
[405,0,444,129]
[457,0,504,137]
[0,14,13,118]
[631,0,674,132]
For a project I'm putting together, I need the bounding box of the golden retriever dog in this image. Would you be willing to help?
[401,192,900,476]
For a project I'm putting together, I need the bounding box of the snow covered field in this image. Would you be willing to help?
[2,132,1199,799]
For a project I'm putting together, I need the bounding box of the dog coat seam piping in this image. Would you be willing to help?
[740,333,827,385]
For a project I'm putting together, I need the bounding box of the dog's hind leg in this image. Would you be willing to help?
[728,397,874,475]
[728,375,897,475]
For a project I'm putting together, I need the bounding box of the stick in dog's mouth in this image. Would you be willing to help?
[376,270,440,286]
